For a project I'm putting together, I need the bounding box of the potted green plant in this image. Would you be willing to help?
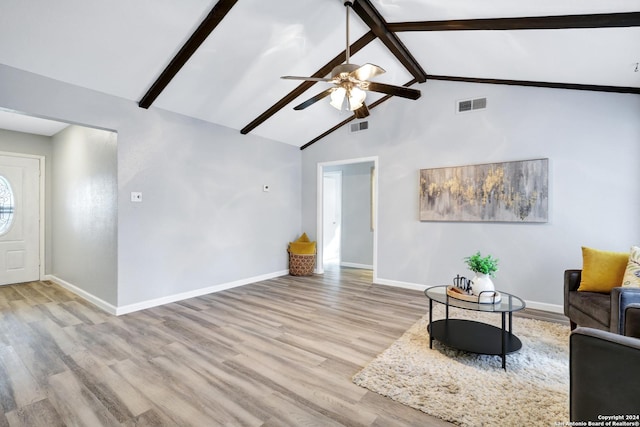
[464,251,499,277]
[464,251,499,296]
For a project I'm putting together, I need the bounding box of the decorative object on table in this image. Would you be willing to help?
[464,251,500,303]
[419,158,548,222]
[446,286,502,304]
[288,232,316,276]
[352,305,570,427]
[447,274,502,303]
[452,274,472,293]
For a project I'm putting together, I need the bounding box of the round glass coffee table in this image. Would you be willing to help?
[424,285,526,370]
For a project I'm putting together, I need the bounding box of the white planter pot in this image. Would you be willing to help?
[471,273,495,296]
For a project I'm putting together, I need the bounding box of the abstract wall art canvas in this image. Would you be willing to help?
[419,158,548,222]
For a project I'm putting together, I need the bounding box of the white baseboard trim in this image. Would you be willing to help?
[116,270,289,315]
[46,270,289,316]
[340,262,373,270]
[46,271,564,317]
[524,300,564,314]
[45,275,118,315]
[374,276,563,314]
[374,277,428,291]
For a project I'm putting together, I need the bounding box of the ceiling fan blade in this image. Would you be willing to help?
[281,76,332,82]
[363,82,421,100]
[354,103,370,119]
[352,63,385,81]
[293,88,335,110]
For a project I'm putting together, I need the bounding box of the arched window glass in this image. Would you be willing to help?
[0,176,15,235]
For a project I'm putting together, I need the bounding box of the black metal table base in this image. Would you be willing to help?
[428,319,522,369]
[426,287,525,370]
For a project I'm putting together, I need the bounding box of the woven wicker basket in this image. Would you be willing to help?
[289,252,316,276]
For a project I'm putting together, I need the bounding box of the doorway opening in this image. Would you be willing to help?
[316,156,378,277]
[0,109,117,308]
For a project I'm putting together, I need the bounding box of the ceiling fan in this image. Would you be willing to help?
[281,0,421,119]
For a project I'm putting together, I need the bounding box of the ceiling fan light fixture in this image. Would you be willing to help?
[347,87,366,111]
[281,0,420,116]
[329,86,366,111]
[330,87,347,110]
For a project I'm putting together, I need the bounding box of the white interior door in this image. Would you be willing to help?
[322,171,342,265]
[0,155,40,285]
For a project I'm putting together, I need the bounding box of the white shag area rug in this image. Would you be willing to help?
[353,305,571,426]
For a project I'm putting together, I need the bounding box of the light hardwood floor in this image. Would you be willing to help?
[0,267,567,426]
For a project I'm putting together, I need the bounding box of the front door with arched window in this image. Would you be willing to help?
[0,154,40,285]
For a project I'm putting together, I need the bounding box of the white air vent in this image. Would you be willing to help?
[457,97,487,113]
[349,121,369,133]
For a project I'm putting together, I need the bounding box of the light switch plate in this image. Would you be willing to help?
[131,192,142,202]
[263,185,270,192]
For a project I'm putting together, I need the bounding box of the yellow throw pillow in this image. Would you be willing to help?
[297,232,310,243]
[289,241,316,255]
[578,246,629,293]
[622,245,640,288]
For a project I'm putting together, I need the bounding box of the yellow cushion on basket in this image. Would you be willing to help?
[297,232,311,243]
[289,241,316,255]
[622,245,640,288]
[578,246,629,293]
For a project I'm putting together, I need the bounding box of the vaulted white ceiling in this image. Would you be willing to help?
[1,0,638,147]
[0,109,69,136]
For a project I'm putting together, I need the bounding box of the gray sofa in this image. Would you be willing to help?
[564,269,640,335]
[570,325,640,421]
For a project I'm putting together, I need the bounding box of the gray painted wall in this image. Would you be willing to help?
[0,129,53,273]
[5,62,637,312]
[337,162,374,267]
[0,64,301,309]
[51,125,118,304]
[117,113,300,307]
[301,80,640,310]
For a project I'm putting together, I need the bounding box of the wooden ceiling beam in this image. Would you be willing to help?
[389,12,640,32]
[138,0,239,109]
[302,68,640,150]
[292,9,640,147]
[352,0,427,83]
[240,31,376,135]
[300,79,419,150]
[427,74,640,95]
